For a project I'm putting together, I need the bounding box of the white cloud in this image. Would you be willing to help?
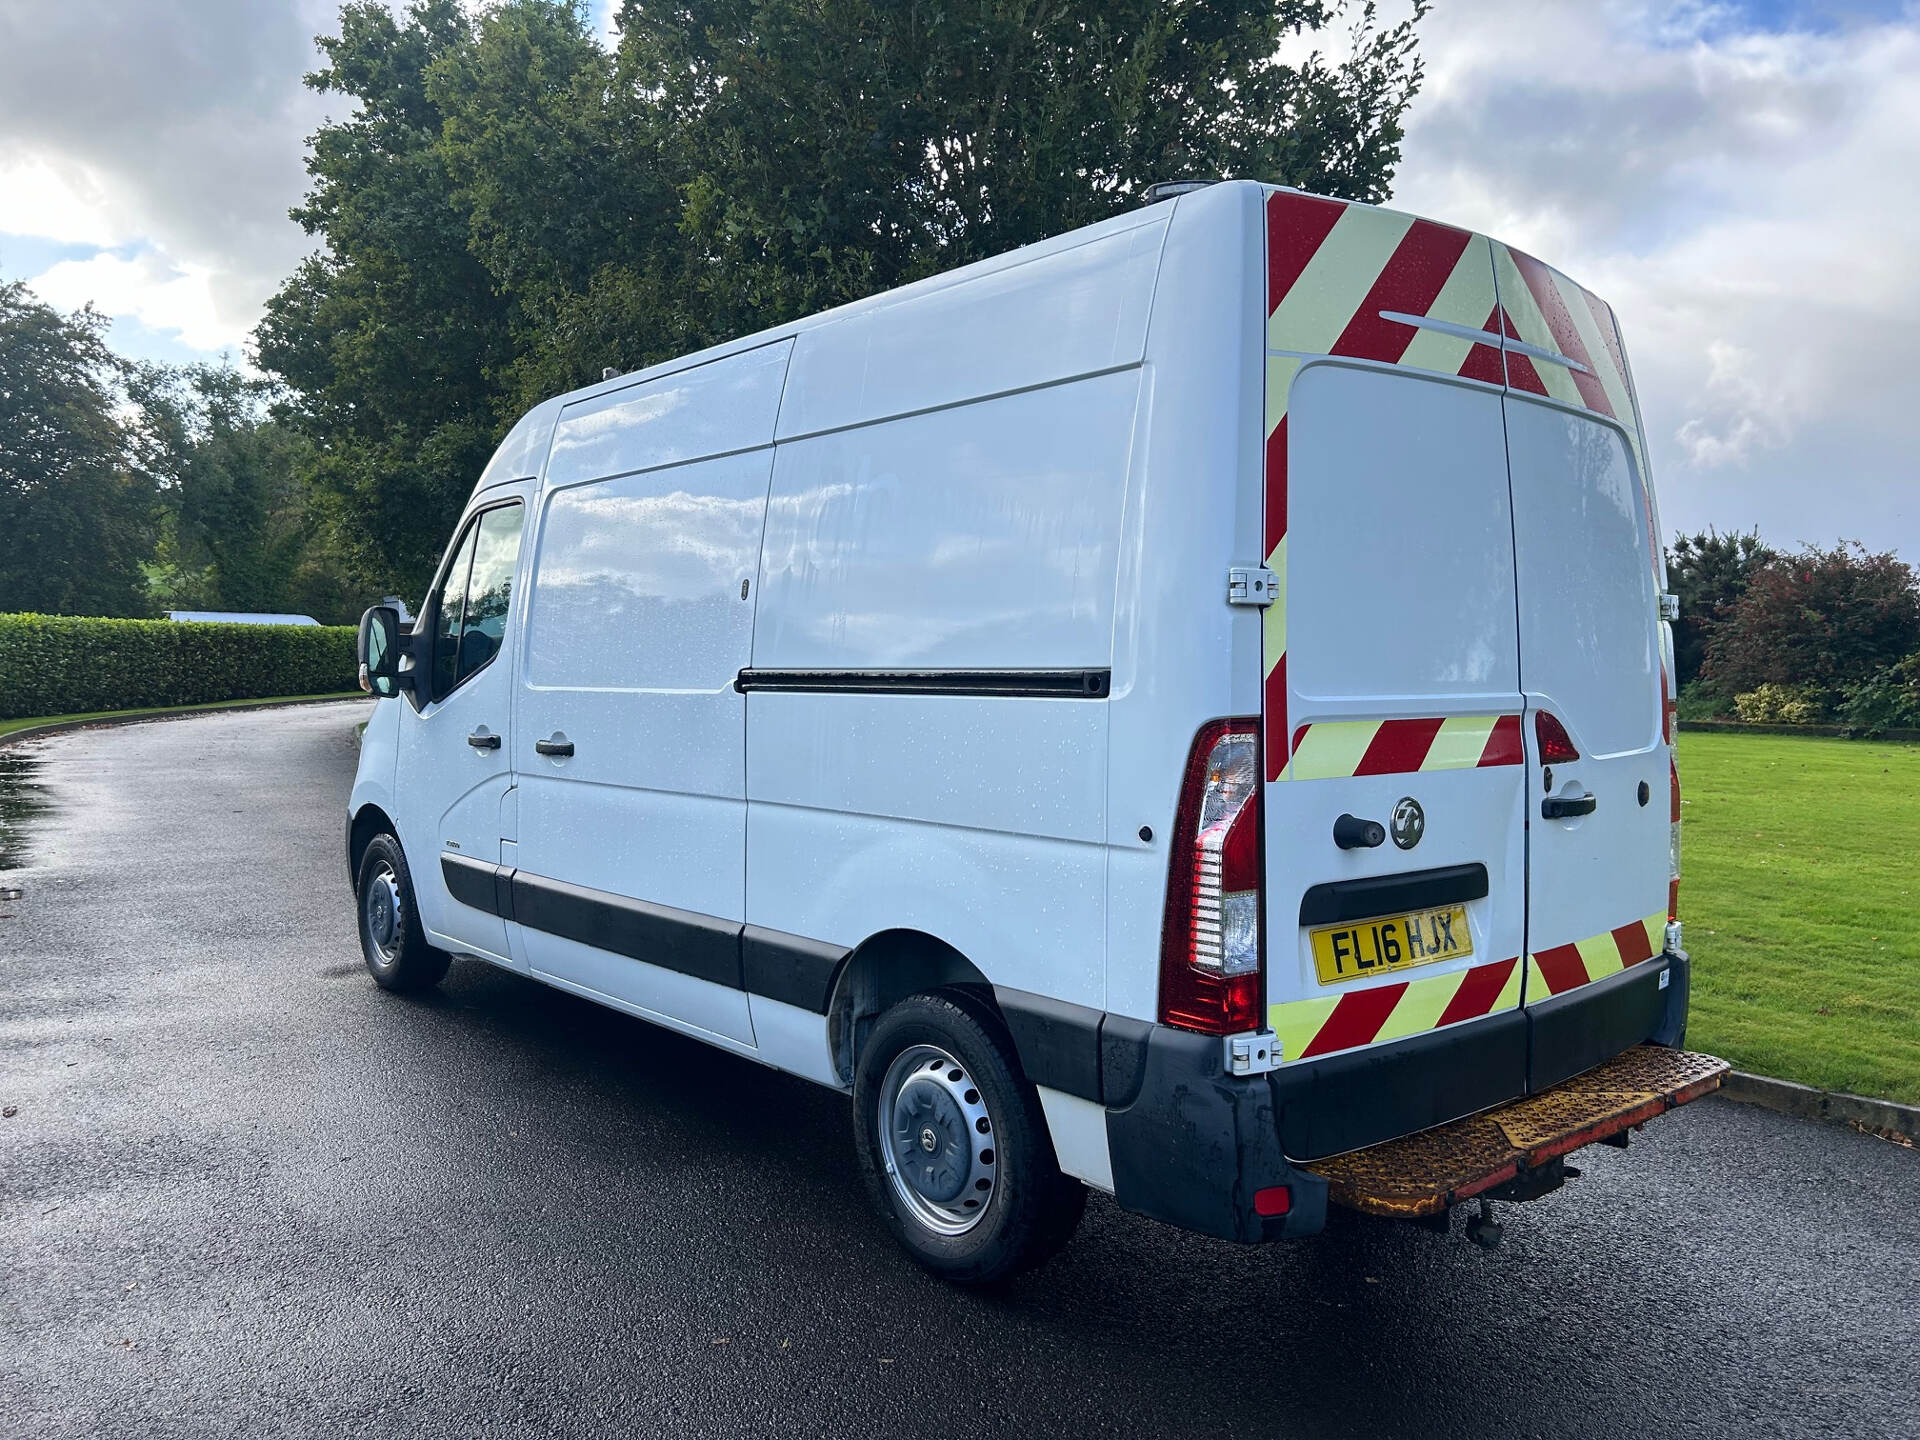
[0,0,336,359]
[1388,0,1920,558]
[0,155,128,248]
[27,249,238,354]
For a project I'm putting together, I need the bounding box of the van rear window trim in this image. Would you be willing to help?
[734,668,1111,699]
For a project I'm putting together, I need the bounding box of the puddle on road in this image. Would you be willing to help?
[0,750,49,872]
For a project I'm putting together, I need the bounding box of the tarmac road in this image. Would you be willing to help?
[2,702,1915,1439]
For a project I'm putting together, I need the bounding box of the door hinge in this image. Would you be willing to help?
[1225,1029,1281,1076]
[1227,566,1278,607]
[1658,592,1681,622]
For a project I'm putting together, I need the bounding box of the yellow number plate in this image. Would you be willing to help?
[1310,904,1473,985]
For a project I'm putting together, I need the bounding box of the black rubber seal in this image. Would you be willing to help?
[735,668,1111,699]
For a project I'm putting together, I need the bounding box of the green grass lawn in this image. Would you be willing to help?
[0,692,361,741]
[1683,731,1920,1105]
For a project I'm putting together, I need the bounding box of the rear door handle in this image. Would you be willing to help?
[467,731,501,750]
[1542,792,1597,819]
[534,737,574,757]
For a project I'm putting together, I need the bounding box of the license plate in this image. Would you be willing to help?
[1310,904,1473,985]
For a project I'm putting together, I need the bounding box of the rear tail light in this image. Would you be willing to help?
[1535,711,1579,764]
[1668,753,1682,921]
[1160,719,1263,1035]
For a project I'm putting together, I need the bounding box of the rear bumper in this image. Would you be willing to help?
[1102,950,1692,1243]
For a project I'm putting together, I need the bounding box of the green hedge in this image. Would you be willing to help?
[0,613,358,720]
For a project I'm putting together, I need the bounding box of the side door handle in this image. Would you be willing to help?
[534,737,574,757]
[467,730,501,750]
[1542,792,1597,820]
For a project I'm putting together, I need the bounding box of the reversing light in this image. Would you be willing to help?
[1160,719,1264,1036]
[1535,711,1579,765]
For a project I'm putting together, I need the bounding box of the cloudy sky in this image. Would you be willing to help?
[1,0,1914,559]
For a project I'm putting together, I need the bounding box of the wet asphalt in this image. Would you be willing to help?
[1,702,1915,1440]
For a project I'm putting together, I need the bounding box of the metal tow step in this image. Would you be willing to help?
[1303,1045,1730,1218]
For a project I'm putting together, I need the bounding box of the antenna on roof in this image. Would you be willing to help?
[602,367,618,381]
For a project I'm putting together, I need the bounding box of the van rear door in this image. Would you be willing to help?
[1490,247,1671,1090]
[1262,362,1531,1157]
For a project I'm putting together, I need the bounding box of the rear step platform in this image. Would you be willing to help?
[1303,1045,1729,1218]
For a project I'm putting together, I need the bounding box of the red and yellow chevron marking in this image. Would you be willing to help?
[1262,190,1504,783]
[1286,713,1522,782]
[1526,912,1668,999]
[1271,955,1523,1064]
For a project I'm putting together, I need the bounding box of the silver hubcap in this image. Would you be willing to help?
[877,1044,998,1237]
[363,864,402,961]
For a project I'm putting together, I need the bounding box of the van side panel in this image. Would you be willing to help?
[753,372,1140,669]
[746,250,1162,1033]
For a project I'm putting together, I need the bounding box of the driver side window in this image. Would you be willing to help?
[426,501,525,703]
[429,523,479,702]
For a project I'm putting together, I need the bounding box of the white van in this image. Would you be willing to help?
[349,180,1723,1284]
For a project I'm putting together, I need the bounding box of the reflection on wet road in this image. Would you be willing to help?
[0,747,47,871]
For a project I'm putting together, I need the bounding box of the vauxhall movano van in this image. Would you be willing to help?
[349,180,1727,1285]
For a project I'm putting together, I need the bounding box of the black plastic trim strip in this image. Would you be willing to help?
[735,668,1110,699]
[1297,862,1489,926]
[509,871,745,991]
[441,853,504,916]
[995,987,1105,1101]
[742,926,849,1014]
[1268,1008,1529,1161]
[1528,955,1671,1092]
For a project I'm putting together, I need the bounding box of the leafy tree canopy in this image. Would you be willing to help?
[1666,527,1773,690]
[1704,541,1920,708]
[258,0,1430,598]
[0,280,156,617]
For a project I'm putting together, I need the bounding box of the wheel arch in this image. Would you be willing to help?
[826,928,995,1085]
[347,802,398,883]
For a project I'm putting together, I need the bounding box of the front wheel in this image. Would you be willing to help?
[355,832,450,993]
[852,990,1085,1286]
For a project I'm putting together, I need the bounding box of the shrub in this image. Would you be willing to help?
[0,613,357,720]
[1732,684,1826,725]
[1839,656,1920,737]
[1674,685,1736,722]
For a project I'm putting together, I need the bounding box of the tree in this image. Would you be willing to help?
[1665,528,1772,690]
[1703,542,1920,713]
[616,0,1430,348]
[254,0,516,599]
[0,280,155,616]
[126,363,361,624]
[259,0,1431,599]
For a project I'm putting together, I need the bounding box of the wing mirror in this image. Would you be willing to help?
[357,605,413,697]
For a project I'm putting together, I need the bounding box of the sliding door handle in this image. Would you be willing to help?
[467,730,501,750]
[534,736,574,757]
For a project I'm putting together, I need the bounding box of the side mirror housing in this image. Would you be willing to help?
[357,605,411,696]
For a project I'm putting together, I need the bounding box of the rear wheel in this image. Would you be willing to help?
[355,832,450,993]
[852,990,1085,1286]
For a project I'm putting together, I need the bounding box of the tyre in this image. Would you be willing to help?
[354,832,451,993]
[852,990,1086,1286]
